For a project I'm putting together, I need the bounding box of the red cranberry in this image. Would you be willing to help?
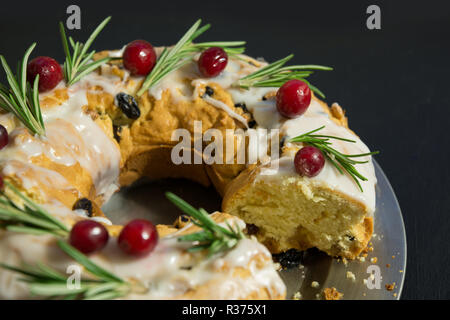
[0,125,8,150]
[123,40,157,76]
[0,176,4,190]
[27,56,63,92]
[198,47,228,78]
[276,79,311,118]
[118,219,158,257]
[69,220,109,254]
[294,146,325,177]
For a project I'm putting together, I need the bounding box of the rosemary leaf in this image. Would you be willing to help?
[0,180,69,234]
[137,20,245,96]
[165,192,244,256]
[57,240,124,283]
[236,54,332,98]
[0,44,46,136]
[0,241,131,300]
[60,16,113,86]
[289,126,379,191]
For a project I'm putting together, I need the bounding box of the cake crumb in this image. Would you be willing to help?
[358,256,366,262]
[362,245,374,253]
[386,264,390,268]
[393,293,397,297]
[385,282,396,291]
[323,287,343,300]
[370,257,378,263]
[392,255,396,259]
[346,271,356,281]
[292,291,302,300]
[311,281,320,288]
[399,270,403,273]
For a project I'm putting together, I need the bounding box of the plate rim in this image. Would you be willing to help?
[373,159,407,299]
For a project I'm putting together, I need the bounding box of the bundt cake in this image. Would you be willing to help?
[0,17,377,299]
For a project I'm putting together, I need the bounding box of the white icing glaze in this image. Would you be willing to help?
[73,71,125,96]
[2,161,76,192]
[0,215,285,300]
[0,82,121,202]
[202,95,248,127]
[258,98,377,214]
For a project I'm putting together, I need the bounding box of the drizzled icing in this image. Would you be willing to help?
[0,73,122,202]
[147,50,275,126]
[202,95,248,127]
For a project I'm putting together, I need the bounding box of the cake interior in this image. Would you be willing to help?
[225,175,373,259]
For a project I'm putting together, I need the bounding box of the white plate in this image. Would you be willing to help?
[102,160,406,300]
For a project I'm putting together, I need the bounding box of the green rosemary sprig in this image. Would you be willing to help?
[0,240,130,300]
[0,43,46,136]
[0,180,69,237]
[165,192,244,256]
[236,54,332,98]
[0,182,131,299]
[289,126,379,191]
[137,19,245,96]
[59,16,113,86]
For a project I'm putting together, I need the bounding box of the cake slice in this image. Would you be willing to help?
[223,96,376,259]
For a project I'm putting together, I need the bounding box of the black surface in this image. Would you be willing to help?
[0,0,449,299]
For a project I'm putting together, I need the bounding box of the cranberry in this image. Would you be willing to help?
[198,47,228,78]
[123,40,156,76]
[0,176,3,190]
[27,56,63,92]
[294,146,325,177]
[69,220,109,254]
[276,79,311,118]
[0,125,8,150]
[118,219,158,257]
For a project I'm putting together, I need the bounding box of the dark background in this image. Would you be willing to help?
[0,0,449,299]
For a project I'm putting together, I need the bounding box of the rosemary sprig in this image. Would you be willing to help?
[0,180,69,237]
[0,240,130,300]
[59,16,113,86]
[137,19,245,96]
[289,126,379,191]
[165,192,244,256]
[236,54,332,98]
[0,44,46,136]
[0,182,131,299]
